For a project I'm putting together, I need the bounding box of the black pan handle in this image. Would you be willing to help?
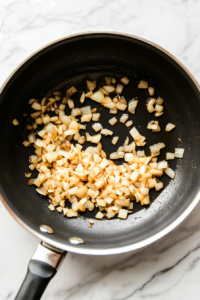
[15,242,66,300]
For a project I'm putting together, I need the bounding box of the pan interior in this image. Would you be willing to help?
[0,33,200,253]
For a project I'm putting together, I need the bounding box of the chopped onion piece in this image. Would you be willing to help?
[155,112,163,117]
[137,150,145,157]
[120,114,129,123]
[71,108,81,116]
[31,102,42,110]
[28,132,36,143]
[92,113,100,121]
[138,80,148,89]
[112,136,119,145]
[30,111,42,119]
[78,136,86,144]
[116,84,124,94]
[120,76,129,85]
[118,209,128,219]
[148,87,154,96]
[129,127,140,140]
[102,85,115,93]
[87,80,96,91]
[156,97,164,105]
[101,129,113,136]
[158,161,168,169]
[80,92,85,103]
[25,173,32,178]
[155,105,163,112]
[125,153,134,162]
[150,142,165,154]
[90,91,104,103]
[116,102,127,111]
[86,132,101,143]
[109,108,118,114]
[23,141,30,147]
[12,119,19,126]
[99,87,109,95]
[175,148,184,158]
[66,86,77,97]
[60,115,71,125]
[92,123,103,132]
[166,153,175,160]
[118,151,124,158]
[85,91,93,98]
[109,117,117,126]
[81,114,92,123]
[147,98,156,113]
[155,181,163,191]
[164,167,175,179]
[80,106,92,115]
[128,100,138,114]
[110,152,118,159]
[124,137,129,146]
[147,121,159,131]
[95,211,104,219]
[165,123,176,132]
[125,120,133,127]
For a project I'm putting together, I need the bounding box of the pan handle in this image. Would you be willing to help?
[15,242,66,300]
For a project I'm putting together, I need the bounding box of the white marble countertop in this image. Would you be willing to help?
[1,0,200,299]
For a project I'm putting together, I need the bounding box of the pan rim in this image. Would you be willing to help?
[0,31,200,255]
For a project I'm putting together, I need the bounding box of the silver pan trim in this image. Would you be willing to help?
[1,31,200,255]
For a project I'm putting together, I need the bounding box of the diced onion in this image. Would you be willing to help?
[80,106,92,115]
[109,108,118,114]
[165,123,176,132]
[80,92,85,103]
[109,117,117,126]
[125,120,133,127]
[158,161,168,169]
[138,80,148,89]
[28,132,36,143]
[120,76,129,85]
[68,99,74,109]
[101,129,113,136]
[102,85,115,93]
[81,114,92,122]
[87,80,96,91]
[110,152,118,159]
[92,113,100,121]
[156,97,164,105]
[164,167,175,179]
[112,136,119,145]
[175,148,184,158]
[137,150,145,157]
[118,209,128,219]
[86,132,101,143]
[12,119,19,126]
[31,102,42,110]
[128,100,138,114]
[129,127,140,140]
[147,98,156,113]
[166,153,175,160]
[120,114,129,123]
[155,112,163,117]
[116,84,124,94]
[148,87,154,96]
[90,91,104,103]
[92,123,103,132]
[155,105,163,112]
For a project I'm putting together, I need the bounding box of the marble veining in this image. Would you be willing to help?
[1,0,200,299]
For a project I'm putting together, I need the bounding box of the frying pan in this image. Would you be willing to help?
[1,32,200,300]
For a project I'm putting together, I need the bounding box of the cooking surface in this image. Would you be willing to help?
[1,1,200,299]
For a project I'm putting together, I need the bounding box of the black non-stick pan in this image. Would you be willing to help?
[1,32,200,300]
